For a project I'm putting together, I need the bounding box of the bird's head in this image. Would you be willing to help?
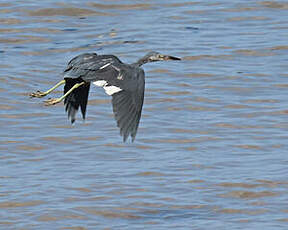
[145,51,181,62]
[136,51,181,66]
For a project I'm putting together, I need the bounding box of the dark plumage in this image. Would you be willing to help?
[30,51,181,142]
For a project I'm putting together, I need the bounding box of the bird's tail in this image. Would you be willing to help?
[64,78,90,123]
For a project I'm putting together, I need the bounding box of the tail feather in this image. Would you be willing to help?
[64,78,90,123]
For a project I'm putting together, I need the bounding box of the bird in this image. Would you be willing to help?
[30,51,181,142]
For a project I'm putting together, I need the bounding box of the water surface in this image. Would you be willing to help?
[1,1,288,229]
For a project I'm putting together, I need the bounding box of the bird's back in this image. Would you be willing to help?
[64,53,144,91]
[63,53,122,79]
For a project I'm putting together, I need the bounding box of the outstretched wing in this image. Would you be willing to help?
[87,63,145,142]
[110,68,145,142]
[88,64,145,142]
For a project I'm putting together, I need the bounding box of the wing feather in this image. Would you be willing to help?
[64,79,90,123]
[111,87,144,142]
[118,105,137,135]
[121,110,138,141]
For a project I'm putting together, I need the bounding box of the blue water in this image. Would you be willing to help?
[1,1,288,229]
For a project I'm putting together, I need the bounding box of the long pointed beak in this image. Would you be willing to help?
[163,55,181,61]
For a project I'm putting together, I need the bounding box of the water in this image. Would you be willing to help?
[1,0,288,229]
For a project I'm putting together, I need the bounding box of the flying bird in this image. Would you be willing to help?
[30,51,181,142]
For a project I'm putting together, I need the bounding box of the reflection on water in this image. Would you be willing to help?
[1,0,288,229]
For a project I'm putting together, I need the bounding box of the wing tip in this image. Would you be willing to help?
[120,127,138,143]
[122,134,136,143]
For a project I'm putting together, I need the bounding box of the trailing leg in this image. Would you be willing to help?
[44,82,85,106]
[30,80,65,98]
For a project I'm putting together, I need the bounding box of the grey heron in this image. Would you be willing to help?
[30,51,181,142]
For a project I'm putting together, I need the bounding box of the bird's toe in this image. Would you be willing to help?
[44,98,61,106]
[30,90,47,98]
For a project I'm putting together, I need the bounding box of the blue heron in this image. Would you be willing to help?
[30,51,181,142]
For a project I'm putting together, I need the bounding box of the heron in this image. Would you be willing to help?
[30,51,181,142]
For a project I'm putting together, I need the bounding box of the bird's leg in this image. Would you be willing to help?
[30,80,66,98]
[44,82,85,106]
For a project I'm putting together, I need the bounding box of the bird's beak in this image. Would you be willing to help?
[163,55,181,61]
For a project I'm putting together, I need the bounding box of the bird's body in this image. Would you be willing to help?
[63,53,145,141]
[30,51,180,142]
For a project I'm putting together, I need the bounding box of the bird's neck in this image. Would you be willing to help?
[133,57,149,67]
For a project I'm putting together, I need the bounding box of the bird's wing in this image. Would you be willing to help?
[111,69,145,142]
[64,80,90,124]
[80,61,145,142]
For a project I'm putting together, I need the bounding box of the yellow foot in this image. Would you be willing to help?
[30,90,47,98]
[44,98,61,106]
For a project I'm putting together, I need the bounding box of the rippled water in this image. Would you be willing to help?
[1,1,288,229]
